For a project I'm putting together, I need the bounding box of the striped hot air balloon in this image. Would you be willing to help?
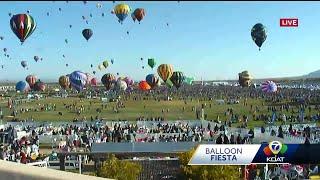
[59,75,70,89]
[10,14,37,44]
[26,75,37,89]
[69,71,87,92]
[113,3,131,24]
[101,73,116,90]
[146,74,160,89]
[170,71,185,89]
[157,64,173,83]
[261,80,277,93]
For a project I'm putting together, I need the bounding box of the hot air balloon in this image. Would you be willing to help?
[62,54,65,58]
[86,20,89,24]
[148,58,156,69]
[261,80,277,93]
[146,74,160,89]
[69,71,87,92]
[91,78,98,86]
[166,79,173,88]
[98,64,104,70]
[82,29,93,41]
[83,1,87,4]
[102,60,109,68]
[47,12,50,16]
[139,81,151,91]
[170,71,185,89]
[101,73,116,90]
[157,64,173,82]
[184,77,194,85]
[0,36,3,40]
[251,23,267,51]
[8,13,12,17]
[59,8,62,12]
[123,77,134,86]
[111,59,114,64]
[142,66,144,69]
[21,61,27,68]
[115,79,127,91]
[34,81,46,92]
[66,64,68,67]
[90,64,93,68]
[59,75,70,89]
[26,75,37,89]
[113,3,131,24]
[238,71,252,87]
[65,39,68,44]
[96,3,102,8]
[3,48,7,53]
[16,81,30,92]
[140,57,143,61]
[93,71,96,75]
[69,25,72,28]
[89,13,93,18]
[82,16,86,20]
[34,56,39,62]
[27,10,30,14]
[102,13,105,17]
[10,14,37,44]
[132,8,145,24]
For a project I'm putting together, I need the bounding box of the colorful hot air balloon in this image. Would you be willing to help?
[101,73,116,90]
[166,79,174,88]
[21,61,27,68]
[16,81,30,92]
[132,8,145,23]
[102,60,109,68]
[59,75,70,89]
[123,77,134,86]
[146,74,160,89]
[184,77,194,85]
[148,58,156,69]
[238,71,252,87]
[251,23,267,51]
[69,71,87,92]
[115,80,127,91]
[261,80,277,93]
[139,81,151,91]
[157,64,173,82]
[10,14,37,44]
[98,64,104,71]
[82,28,93,41]
[26,75,37,89]
[91,77,98,86]
[113,3,131,24]
[34,56,39,62]
[34,81,46,92]
[170,71,185,89]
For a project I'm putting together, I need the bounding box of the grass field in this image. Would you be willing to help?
[0,96,317,128]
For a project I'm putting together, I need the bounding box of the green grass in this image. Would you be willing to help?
[0,96,318,128]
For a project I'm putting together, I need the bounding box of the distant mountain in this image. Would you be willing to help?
[302,69,320,79]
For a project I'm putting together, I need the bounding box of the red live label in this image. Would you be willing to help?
[280,18,298,27]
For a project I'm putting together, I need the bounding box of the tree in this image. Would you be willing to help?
[178,148,241,180]
[97,154,142,180]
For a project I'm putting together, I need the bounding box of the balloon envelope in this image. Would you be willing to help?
[16,81,30,92]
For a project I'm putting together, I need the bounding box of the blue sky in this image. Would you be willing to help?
[0,1,320,82]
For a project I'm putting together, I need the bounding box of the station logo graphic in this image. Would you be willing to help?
[263,141,288,163]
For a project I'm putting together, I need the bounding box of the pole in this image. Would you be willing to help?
[265,164,268,180]
[79,155,82,174]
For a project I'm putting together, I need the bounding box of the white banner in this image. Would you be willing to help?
[188,144,261,165]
